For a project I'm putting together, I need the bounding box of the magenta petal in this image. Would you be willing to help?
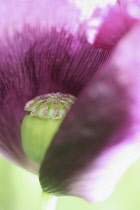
[40,23,140,202]
[93,8,137,49]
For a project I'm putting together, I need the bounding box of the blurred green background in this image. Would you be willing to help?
[0,156,140,210]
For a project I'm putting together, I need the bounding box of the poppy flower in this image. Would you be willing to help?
[0,0,140,203]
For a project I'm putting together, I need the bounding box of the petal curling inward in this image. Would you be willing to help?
[93,9,137,49]
[40,23,140,202]
[69,0,117,44]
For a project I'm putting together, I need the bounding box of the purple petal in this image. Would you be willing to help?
[40,23,140,202]
[0,95,39,172]
[93,8,137,49]
[0,1,110,168]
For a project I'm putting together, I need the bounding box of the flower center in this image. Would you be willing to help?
[21,93,76,164]
[25,92,76,119]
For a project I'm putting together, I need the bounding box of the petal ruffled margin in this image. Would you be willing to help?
[40,22,140,202]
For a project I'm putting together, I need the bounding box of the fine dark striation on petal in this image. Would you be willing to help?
[0,26,109,169]
[40,23,140,202]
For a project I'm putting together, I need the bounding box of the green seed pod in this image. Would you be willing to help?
[21,93,76,164]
